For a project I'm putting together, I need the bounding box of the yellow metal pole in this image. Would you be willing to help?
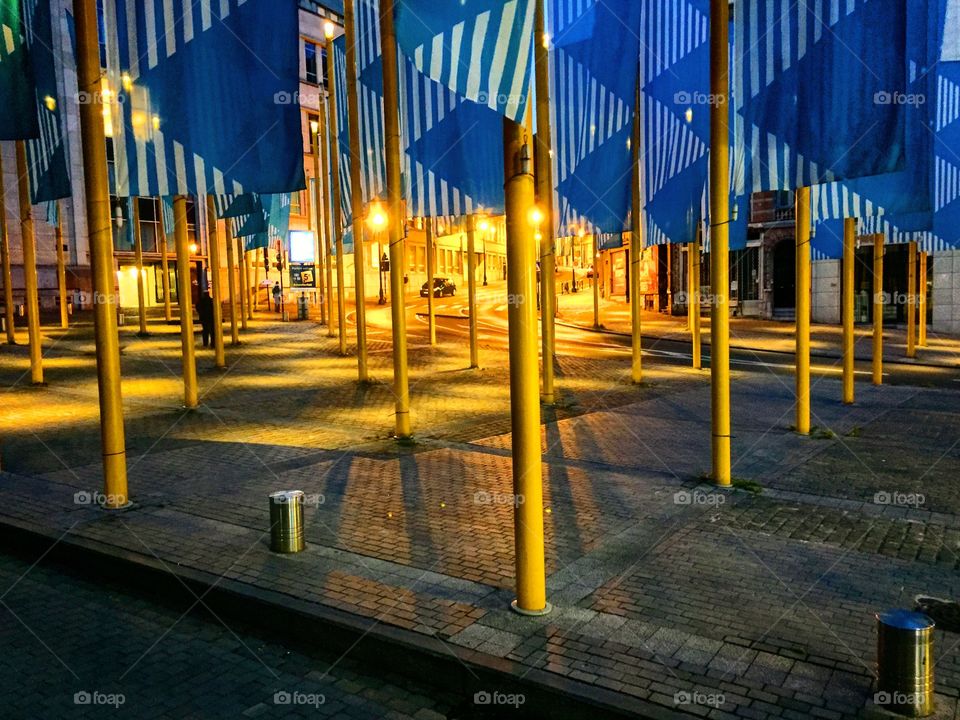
[224,217,240,345]
[379,0,411,436]
[343,0,370,382]
[237,236,248,329]
[76,0,128,507]
[467,214,479,368]
[252,253,260,311]
[426,217,436,345]
[174,196,198,408]
[918,251,927,347]
[630,78,642,384]
[206,196,226,369]
[312,125,327,326]
[54,202,69,330]
[242,247,253,321]
[689,235,702,370]
[842,217,855,404]
[326,32,348,355]
[317,91,336,338]
[132,199,148,336]
[907,240,917,359]
[14,141,43,385]
[872,233,884,385]
[795,187,811,433]
[158,204,173,322]
[591,235,600,328]
[709,0,731,486]
[503,115,549,616]
[0,152,15,344]
[534,0,556,404]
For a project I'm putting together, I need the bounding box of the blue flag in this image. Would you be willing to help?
[550,0,641,236]
[0,0,38,139]
[736,0,907,191]
[333,36,354,228]
[103,0,305,198]
[23,0,71,202]
[395,0,536,122]
[934,60,960,247]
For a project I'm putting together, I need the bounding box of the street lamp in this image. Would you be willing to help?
[366,201,388,304]
[479,218,490,286]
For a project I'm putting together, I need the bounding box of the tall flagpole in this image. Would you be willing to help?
[466,214,479,368]
[311,122,327,326]
[15,141,43,385]
[918,250,927,347]
[872,233,884,385]
[426,217,436,345]
[237,235,248,329]
[206,196,226,369]
[534,0,556,404]
[842,217,855,403]
[906,239,917,359]
[75,0,128,507]
[630,75,643,384]
[317,94,336,339]
[132,199,148,336]
[158,203,173,322]
[325,24,348,355]
[709,0,731,486]
[795,187,811,434]
[344,0,370,382]
[174,195,199,408]
[0,151,15,344]
[378,0,411,438]
[689,229,702,370]
[224,216,240,345]
[55,201,69,330]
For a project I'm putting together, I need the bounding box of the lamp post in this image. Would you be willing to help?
[367,201,388,304]
[479,218,490,286]
[310,118,327,325]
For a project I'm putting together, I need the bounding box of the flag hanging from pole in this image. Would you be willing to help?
[736,0,908,192]
[549,0,642,236]
[395,0,536,123]
[102,0,305,198]
[0,0,38,140]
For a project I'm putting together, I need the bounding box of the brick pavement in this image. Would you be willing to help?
[1,314,959,718]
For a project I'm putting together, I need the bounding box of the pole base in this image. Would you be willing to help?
[101,501,134,512]
[510,600,552,617]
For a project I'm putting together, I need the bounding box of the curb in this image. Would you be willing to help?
[0,515,687,720]
[554,319,959,370]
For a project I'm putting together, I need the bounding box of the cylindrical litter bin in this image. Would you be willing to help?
[297,293,308,320]
[269,490,305,553]
[877,609,934,717]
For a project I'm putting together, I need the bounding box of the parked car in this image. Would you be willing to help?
[420,278,457,298]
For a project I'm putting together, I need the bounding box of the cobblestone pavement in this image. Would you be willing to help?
[0,551,460,719]
[1,314,959,718]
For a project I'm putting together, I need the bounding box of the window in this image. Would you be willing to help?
[305,41,319,84]
[290,191,302,217]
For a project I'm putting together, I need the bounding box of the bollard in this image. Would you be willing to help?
[269,490,305,553]
[876,609,935,717]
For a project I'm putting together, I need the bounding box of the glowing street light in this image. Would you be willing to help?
[366,202,389,304]
[324,21,336,40]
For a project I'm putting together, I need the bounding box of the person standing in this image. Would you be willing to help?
[272,282,282,312]
[197,290,214,348]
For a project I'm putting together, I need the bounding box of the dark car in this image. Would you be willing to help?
[420,278,457,298]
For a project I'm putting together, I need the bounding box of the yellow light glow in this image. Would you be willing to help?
[528,205,545,228]
[43,95,56,112]
[189,243,199,254]
[578,228,586,238]
[542,33,550,49]
[478,219,490,232]
[324,21,336,40]
[152,115,161,131]
[310,119,319,135]
[127,266,139,277]
[367,201,387,230]
[685,108,694,123]
[121,72,133,92]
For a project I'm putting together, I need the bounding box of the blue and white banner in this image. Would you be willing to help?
[933,60,960,246]
[102,0,305,198]
[333,36,354,227]
[550,0,641,236]
[736,0,907,192]
[395,0,536,123]
[0,0,38,140]
[23,0,71,202]
[638,0,710,248]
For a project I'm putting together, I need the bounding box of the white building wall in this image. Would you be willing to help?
[812,259,841,324]
[933,250,960,334]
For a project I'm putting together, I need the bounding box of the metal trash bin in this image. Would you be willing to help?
[268,490,305,553]
[297,293,308,321]
[876,609,935,717]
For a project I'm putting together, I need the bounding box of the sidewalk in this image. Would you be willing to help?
[556,289,960,368]
[1,317,959,718]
